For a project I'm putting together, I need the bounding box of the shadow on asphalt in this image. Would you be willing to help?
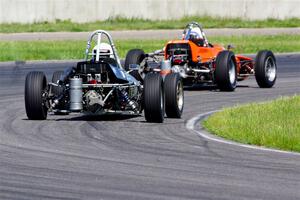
[55,114,182,124]
[184,84,250,91]
[55,114,140,121]
[22,114,140,122]
[184,84,217,91]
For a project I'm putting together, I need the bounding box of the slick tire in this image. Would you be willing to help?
[255,50,277,88]
[143,73,165,123]
[165,73,184,118]
[124,49,145,71]
[25,71,48,120]
[124,49,145,82]
[215,50,237,91]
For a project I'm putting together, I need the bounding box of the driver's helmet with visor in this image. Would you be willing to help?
[92,43,114,60]
[183,24,206,47]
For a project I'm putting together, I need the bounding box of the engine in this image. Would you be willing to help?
[85,90,104,113]
[165,43,191,78]
[166,43,215,84]
[66,59,142,114]
[166,43,190,66]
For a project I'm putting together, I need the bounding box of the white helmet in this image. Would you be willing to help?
[92,43,114,59]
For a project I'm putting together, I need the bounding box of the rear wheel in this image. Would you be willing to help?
[125,49,145,82]
[215,50,237,91]
[165,73,184,118]
[255,50,277,88]
[124,49,145,71]
[143,73,164,123]
[25,71,48,120]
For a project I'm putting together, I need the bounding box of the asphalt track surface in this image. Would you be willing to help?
[1,28,300,41]
[0,54,300,200]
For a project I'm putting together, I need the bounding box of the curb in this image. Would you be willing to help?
[186,111,300,156]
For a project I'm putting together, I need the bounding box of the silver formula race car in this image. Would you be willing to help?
[24,30,184,123]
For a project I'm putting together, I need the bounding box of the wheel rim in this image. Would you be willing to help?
[265,56,276,82]
[229,59,236,85]
[176,81,184,111]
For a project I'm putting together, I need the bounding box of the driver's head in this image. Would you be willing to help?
[92,43,113,60]
[189,28,204,46]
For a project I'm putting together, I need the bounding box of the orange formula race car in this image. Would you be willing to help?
[124,22,277,91]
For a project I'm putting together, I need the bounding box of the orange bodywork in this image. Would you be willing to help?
[234,54,254,75]
[164,40,254,76]
[165,40,224,63]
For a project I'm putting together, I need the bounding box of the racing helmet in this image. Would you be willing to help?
[188,27,204,46]
[92,43,114,59]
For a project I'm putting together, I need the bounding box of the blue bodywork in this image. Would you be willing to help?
[110,65,140,85]
[75,59,140,85]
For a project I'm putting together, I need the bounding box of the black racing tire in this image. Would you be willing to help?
[125,49,145,83]
[124,49,145,71]
[215,50,237,91]
[165,73,184,118]
[255,50,277,88]
[24,71,48,120]
[143,73,165,123]
[51,71,64,96]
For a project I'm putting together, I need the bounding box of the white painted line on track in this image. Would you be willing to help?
[186,110,300,156]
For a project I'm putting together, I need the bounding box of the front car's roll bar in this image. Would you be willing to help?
[84,30,122,69]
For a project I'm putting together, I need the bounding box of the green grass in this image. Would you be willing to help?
[1,16,300,33]
[1,34,300,62]
[0,40,165,61]
[203,96,300,152]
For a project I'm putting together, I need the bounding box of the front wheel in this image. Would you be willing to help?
[255,50,277,88]
[143,73,165,123]
[165,73,184,118]
[25,71,48,120]
[215,50,237,91]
